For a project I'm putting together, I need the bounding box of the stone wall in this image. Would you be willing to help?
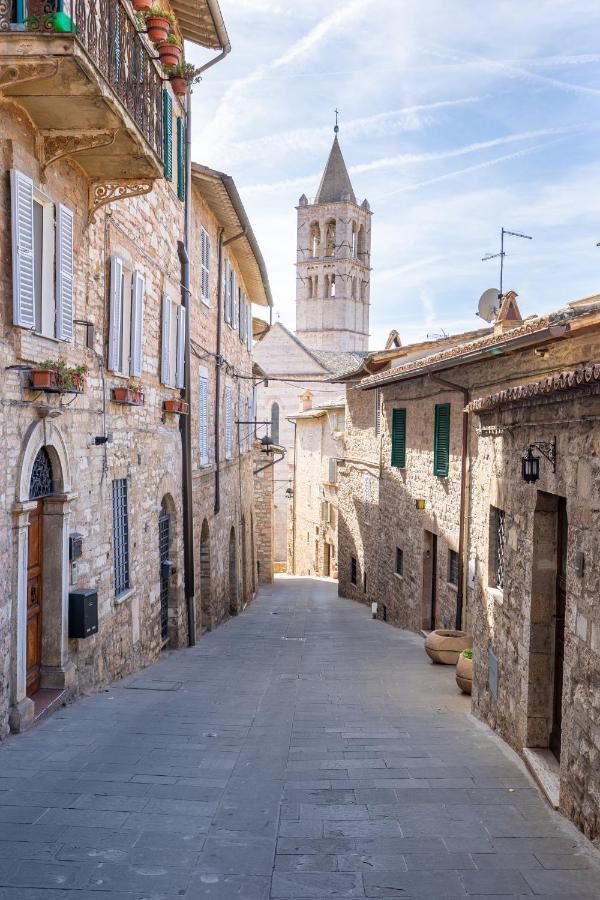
[253,448,275,584]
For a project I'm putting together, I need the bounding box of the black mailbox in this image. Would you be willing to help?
[69,589,98,639]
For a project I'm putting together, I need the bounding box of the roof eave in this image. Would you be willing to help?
[172,0,231,50]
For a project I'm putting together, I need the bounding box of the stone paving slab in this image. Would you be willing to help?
[0,576,599,898]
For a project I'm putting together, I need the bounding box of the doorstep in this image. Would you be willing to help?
[32,689,67,727]
[523,747,560,809]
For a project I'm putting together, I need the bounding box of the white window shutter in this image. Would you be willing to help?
[199,375,209,465]
[176,304,186,389]
[225,386,232,458]
[10,169,35,329]
[130,271,145,377]
[56,203,74,342]
[247,303,252,351]
[108,256,123,372]
[160,293,171,385]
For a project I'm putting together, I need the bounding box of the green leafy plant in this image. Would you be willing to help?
[161,31,182,47]
[462,649,473,660]
[37,360,88,392]
[165,61,202,90]
[134,11,146,29]
[145,6,176,25]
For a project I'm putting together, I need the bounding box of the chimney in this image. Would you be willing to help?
[299,390,313,411]
[494,290,523,333]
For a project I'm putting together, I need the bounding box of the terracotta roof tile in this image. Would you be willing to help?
[467,364,600,412]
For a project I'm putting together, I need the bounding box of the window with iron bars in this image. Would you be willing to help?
[112,478,130,597]
[490,506,505,590]
[448,549,459,586]
[395,547,403,577]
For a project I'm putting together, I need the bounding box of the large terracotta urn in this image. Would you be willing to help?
[425,629,471,665]
[456,651,473,694]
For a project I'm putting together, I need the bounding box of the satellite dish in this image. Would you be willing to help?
[477,288,500,323]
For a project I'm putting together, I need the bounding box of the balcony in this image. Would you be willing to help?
[0,0,166,220]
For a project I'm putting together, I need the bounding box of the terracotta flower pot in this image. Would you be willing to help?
[146,15,170,43]
[170,75,187,96]
[132,0,152,10]
[456,652,473,694]
[113,387,144,405]
[30,368,59,390]
[164,399,189,414]
[425,629,472,665]
[157,41,181,68]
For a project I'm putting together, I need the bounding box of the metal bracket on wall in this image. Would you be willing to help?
[88,178,155,224]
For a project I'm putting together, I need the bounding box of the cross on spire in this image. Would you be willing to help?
[334,108,339,134]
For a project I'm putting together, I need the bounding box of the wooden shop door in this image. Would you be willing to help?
[550,498,568,761]
[422,530,437,631]
[26,500,44,697]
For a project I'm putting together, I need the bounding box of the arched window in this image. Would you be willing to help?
[351,222,357,257]
[361,280,368,301]
[310,222,321,257]
[357,224,366,261]
[313,275,318,298]
[325,220,336,257]
[30,447,54,500]
[330,275,336,298]
[271,402,280,444]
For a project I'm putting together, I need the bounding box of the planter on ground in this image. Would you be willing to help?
[456,650,473,694]
[425,629,471,665]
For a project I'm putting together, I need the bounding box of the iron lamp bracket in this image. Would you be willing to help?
[529,438,556,473]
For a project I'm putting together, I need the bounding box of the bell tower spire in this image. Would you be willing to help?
[295,120,372,352]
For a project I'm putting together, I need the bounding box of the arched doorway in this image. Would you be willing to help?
[229,526,238,616]
[241,516,247,609]
[200,519,211,632]
[27,448,54,696]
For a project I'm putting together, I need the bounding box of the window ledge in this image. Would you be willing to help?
[486,586,504,605]
[201,297,210,308]
[447,582,458,592]
[394,572,404,581]
[114,588,135,606]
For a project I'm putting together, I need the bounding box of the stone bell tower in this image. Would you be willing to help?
[295,124,372,352]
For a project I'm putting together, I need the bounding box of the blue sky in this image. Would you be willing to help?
[188,0,600,349]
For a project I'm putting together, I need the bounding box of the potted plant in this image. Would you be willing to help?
[144,6,175,43]
[112,379,144,405]
[30,361,60,390]
[163,398,189,414]
[132,0,152,11]
[61,363,88,392]
[456,649,473,695]
[165,61,201,96]
[157,32,182,68]
[30,361,87,392]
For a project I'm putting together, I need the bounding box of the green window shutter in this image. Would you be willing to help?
[391,408,406,468]
[163,89,173,181]
[433,403,451,477]
[177,117,185,201]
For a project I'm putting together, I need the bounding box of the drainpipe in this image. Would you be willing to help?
[214,228,246,515]
[428,373,470,632]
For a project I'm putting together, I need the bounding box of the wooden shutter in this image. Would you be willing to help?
[225,386,232,458]
[247,303,252,350]
[199,374,209,465]
[201,228,210,302]
[433,403,451,477]
[163,89,173,181]
[10,169,35,329]
[231,271,238,328]
[176,116,185,201]
[160,293,171,385]
[391,408,406,469]
[108,255,123,372]
[55,203,74,341]
[176,304,186,389]
[129,271,144,377]
[239,292,245,341]
[329,458,337,484]
[223,259,230,323]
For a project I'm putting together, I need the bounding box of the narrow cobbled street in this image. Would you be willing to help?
[1,577,599,899]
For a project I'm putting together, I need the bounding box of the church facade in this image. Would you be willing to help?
[253,131,370,569]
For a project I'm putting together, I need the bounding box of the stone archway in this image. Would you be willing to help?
[11,418,75,733]
[229,526,238,616]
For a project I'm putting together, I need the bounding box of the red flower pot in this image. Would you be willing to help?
[146,15,170,43]
[170,75,187,96]
[112,387,144,405]
[30,368,59,390]
[132,0,152,10]
[163,399,188,414]
[157,41,181,68]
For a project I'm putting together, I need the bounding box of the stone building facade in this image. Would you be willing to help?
[336,292,600,841]
[287,393,345,577]
[253,447,275,585]
[0,1,272,738]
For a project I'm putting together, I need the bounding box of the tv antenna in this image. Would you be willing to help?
[482,227,532,296]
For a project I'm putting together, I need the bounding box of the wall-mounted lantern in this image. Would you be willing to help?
[415,498,426,510]
[522,438,556,483]
[260,434,274,455]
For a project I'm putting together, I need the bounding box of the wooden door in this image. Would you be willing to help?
[550,499,567,760]
[324,543,331,577]
[422,530,437,631]
[26,501,43,697]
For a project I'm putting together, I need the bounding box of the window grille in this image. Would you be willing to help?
[493,507,506,590]
[448,549,459,586]
[395,547,403,576]
[375,388,381,435]
[29,447,54,500]
[112,478,130,597]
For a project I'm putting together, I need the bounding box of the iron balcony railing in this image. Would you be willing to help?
[1,0,164,162]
